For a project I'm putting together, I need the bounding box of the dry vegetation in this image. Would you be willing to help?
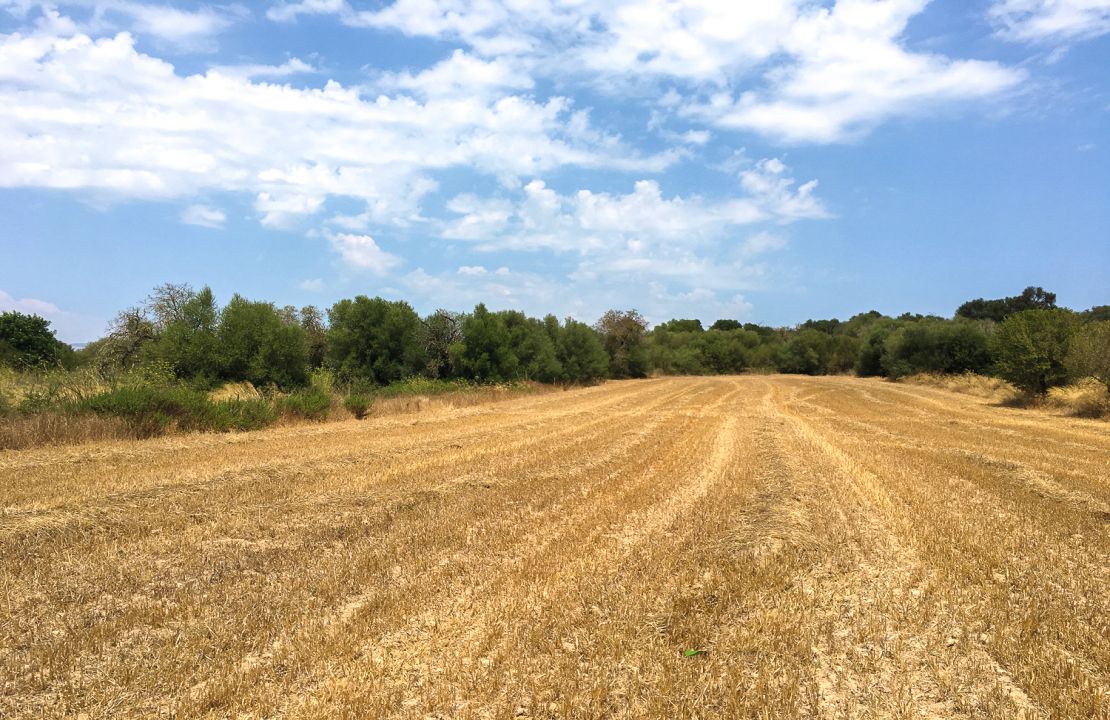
[1,376,1108,718]
[902,371,1110,419]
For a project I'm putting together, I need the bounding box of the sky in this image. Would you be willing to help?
[0,0,1107,343]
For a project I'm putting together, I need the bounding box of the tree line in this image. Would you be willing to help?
[2,284,1108,396]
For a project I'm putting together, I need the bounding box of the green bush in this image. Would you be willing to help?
[79,386,211,437]
[343,393,373,419]
[73,386,277,437]
[991,308,1080,394]
[207,398,278,431]
[280,388,331,421]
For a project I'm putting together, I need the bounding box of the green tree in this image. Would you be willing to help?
[709,319,742,332]
[0,312,61,368]
[421,309,463,379]
[299,305,328,369]
[555,318,609,383]
[1066,321,1110,390]
[154,286,222,383]
[991,309,1080,394]
[956,286,1056,322]
[656,318,704,333]
[327,296,426,385]
[219,295,309,388]
[500,311,561,382]
[451,303,519,381]
[594,309,649,379]
[880,320,991,379]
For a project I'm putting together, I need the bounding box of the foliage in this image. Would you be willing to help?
[219,295,309,389]
[594,309,649,379]
[956,286,1056,322]
[77,385,277,437]
[0,311,61,369]
[153,286,222,383]
[279,388,331,421]
[421,309,463,379]
[327,296,426,384]
[556,318,611,383]
[343,392,373,419]
[451,304,520,381]
[1066,321,1110,390]
[880,320,991,380]
[991,309,1081,394]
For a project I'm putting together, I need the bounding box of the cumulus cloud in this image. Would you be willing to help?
[180,203,226,228]
[2,1,242,49]
[442,158,826,254]
[990,0,1110,44]
[298,278,325,291]
[280,0,1026,144]
[0,27,673,244]
[327,232,403,273]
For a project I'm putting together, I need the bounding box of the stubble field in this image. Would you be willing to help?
[1,376,1107,719]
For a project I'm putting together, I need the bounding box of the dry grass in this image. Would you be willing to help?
[1,376,1107,718]
[1045,377,1110,418]
[899,371,1020,403]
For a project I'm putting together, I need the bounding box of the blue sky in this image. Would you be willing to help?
[1,0,1107,343]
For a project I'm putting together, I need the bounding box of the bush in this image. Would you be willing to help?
[74,386,277,437]
[1066,321,1110,390]
[280,388,331,421]
[991,308,1080,394]
[343,393,373,419]
[80,386,211,437]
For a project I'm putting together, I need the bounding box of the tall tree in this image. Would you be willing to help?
[450,304,519,381]
[594,309,649,379]
[299,305,328,369]
[154,286,222,382]
[326,296,426,384]
[556,318,609,383]
[219,296,309,388]
[991,308,1080,394]
[421,309,463,379]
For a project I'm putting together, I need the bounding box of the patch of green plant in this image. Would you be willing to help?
[207,398,278,431]
[343,392,373,419]
[280,388,331,421]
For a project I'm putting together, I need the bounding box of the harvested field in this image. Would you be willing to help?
[1,376,1108,718]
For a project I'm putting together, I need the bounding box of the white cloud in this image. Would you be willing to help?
[180,203,226,228]
[3,1,241,49]
[288,0,1026,144]
[442,158,826,254]
[686,0,1025,143]
[299,278,325,291]
[267,0,346,23]
[327,232,403,273]
[0,27,673,239]
[990,0,1110,44]
[0,288,62,316]
[457,265,488,275]
[210,57,316,81]
[375,49,533,97]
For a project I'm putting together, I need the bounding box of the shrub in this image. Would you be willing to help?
[343,393,373,419]
[280,388,331,421]
[80,386,212,437]
[991,308,1081,394]
[1066,321,1110,390]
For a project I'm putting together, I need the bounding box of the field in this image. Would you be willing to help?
[2,376,1108,718]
